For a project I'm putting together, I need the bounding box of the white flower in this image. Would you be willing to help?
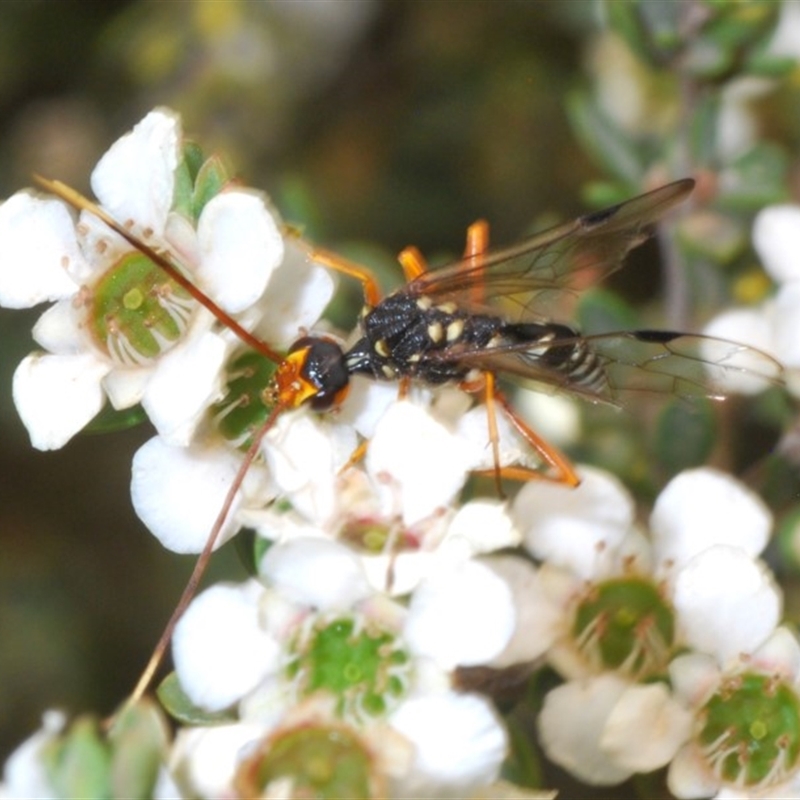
[518,466,781,785]
[668,627,800,799]
[171,538,512,797]
[1,711,65,800]
[703,203,800,396]
[0,108,285,449]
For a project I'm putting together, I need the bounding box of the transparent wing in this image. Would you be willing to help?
[406,179,695,318]
[427,330,783,404]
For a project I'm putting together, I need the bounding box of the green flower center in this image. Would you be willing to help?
[288,617,410,721]
[572,577,674,677]
[698,672,800,788]
[236,724,379,799]
[89,252,193,364]
[211,350,279,448]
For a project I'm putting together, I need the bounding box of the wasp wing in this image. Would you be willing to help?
[406,179,695,318]
[427,329,783,405]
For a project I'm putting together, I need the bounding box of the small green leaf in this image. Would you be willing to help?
[108,700,170,800]
[157,672,237,725]
[653,397,716,473]
[566,91,644,185]
[191,154,232,219]
[43,717,112,800]
[84,402,148,434]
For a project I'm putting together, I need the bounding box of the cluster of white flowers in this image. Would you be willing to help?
[1,109,798,799]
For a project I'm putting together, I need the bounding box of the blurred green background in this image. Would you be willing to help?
[0,3,796,796]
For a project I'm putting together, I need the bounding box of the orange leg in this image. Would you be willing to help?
[463,220,489,306]
[398,245,428,281]
[474,382,580,487]
[302,244,383,308]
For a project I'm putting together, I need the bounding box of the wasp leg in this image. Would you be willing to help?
[303,245,383,308]
[398,245,429,281]
[471,375,580,488]
[463,220,490,306]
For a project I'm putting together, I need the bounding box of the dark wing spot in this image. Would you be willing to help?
[581,204,622,227]
[631,329,683,344]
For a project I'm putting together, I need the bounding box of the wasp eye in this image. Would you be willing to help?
[289,336,350,410]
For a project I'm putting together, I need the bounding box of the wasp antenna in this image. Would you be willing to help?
[33,175,285,365]
[122,401,285,714]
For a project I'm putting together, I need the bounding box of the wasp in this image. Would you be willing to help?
[35,176,782,704]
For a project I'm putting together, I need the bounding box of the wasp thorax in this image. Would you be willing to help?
[89,251,194,365]
[274,336,350,411]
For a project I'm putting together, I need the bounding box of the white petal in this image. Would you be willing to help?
[405,559,515,669]
[667,743,720,800]
[482,555,560,666]
[142,329,228,445]
[601,683,691,773]
[772,282,800,368]
[753,205,800,284]
[514,465,635,579]
[260,537,372,610]
[336,377,399,439]
[669,652,721,705]
[750,625,800,677]
[367,401,471,526]
[445,499,520,553]
[650,468,772,569]
[91,108,179,235]
[172,580,280,712]
[0,193,80,308]
[264,412,354,523]
[2,711,65,800]
[12,352,108,449]
[31,300,85,354]
[455,405,536,471]
[673,546,782,664]
[103,367,149,409]
[195,190,283,313]
[701,306,781,394]
[538,675,633,785]
[252,240,335,346]
[131,436,246,553]
[389,692,507,798]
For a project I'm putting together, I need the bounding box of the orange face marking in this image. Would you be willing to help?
[273,347,321,408]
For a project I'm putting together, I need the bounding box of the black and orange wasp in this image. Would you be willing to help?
[35,175,783,704]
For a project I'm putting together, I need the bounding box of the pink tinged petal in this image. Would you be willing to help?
[389,692,507,797]
[172,581,279,712]
[194,190,284,313]
[130,436,245,553]
[650,468,772,569]
[367,401,472,526]
[483,555,560,666]
[752,205,800,284]
[669,652,721,706]
[750,625,800,677]
[253,241,335,346]
[538,675,633,785]
[514,465,635,579]
[260,537,372,610]
[601,683,692,773]
[13,352,109,450]
[668,743,720,800]
[701,306,781,395]
[405,559,515,669]
[31,300,86,354]
[142,330,228,445]
[0,193,81,308]
[673,545,781,664]
[90,108,180,236]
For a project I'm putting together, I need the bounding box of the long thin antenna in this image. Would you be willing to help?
[33,176,284,364]
[123,402,284,713]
